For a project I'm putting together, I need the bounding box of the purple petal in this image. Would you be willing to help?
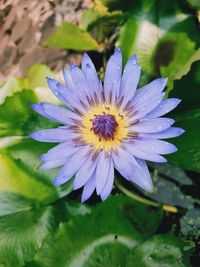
[31,103,81,125]
[130,159,153,191]
[123,143,167,163]
[81,173,96,203]
[129,118,175,133]
[112,149,153,191]
[54,145,89,186]
[46,78,60,97]
[100,159,114,201]
[39,158,67,170]
[41,142,80,161]
[132,138,177,155]
[47,78,86,113]
[140,127,185,139]
[120,55,141,107]
[146,98,181,119]
[73,154,97,190]
[81,53,102,99]
[134,78,167,100]
[56,83,86,113]
[63,67,76,89]
[30,128,75,142]
[104,48,122,103]
[95,151,111,195]
[112,148,137,181]
[69,64,90,101]
[131,92,165,120]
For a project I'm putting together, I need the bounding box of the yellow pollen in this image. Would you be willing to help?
[81,104,129,151]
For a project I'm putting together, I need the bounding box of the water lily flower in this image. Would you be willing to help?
[30,48,184,202]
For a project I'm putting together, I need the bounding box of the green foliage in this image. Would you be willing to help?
[187,0,200,9]
[45,22,99,51]
[167,109,200,173]
[118,0,200,91]
[81,6,123,42]
[180,209,200,239]
[170,61,200,112]
[28,196,163,267]
[0,67,72,266]
[126,234,194,267]
[26,196,193,267]
[0,205,58,267]
[145,164,196,208]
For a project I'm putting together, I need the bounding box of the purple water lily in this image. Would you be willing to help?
[30,48,184,202]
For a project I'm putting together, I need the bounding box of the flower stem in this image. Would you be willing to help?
[115,178,178,213]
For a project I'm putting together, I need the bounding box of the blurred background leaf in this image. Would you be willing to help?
[117,0,200,92]
[168,109,200,173]
[45,22,100,51]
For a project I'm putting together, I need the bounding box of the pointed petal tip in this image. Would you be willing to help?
[162,77,168,83]
[30,103,39,111]
[146,184,154,193]
[180,128,185,135]
[100,193,110,201]
[174,146,178,153]
[130,54,137,63]
[40,154,46,161]
[115,47,121,52]
[171,118,175,125]
[81,193,89,203]
[38,163,47,171]
[46,77,59,92]
[113,47,122,59]
[73,181,81,191]
[81,196,86,203]
[82,52,94,67]
[29,133,36,140]
[46,77,53,82]
[156,77,168,88]
[70,62,77,69]
[83,52,89,59]
[162,157,168,163]
[53,178,62,187]
[142,178,154,192]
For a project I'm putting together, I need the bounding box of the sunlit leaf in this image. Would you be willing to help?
[45,22,99,51]
[0,205,58,267]
[28,64,54,89]
[118,0,200,91]
[0,77,29,105]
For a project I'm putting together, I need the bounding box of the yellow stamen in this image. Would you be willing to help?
[81,104,129,151]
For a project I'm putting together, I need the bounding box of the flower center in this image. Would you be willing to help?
[91,113,118,141]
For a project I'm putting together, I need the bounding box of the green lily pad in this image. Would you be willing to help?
[28,195,162,267]
[0,205,58,267]
[126,234,194,267]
